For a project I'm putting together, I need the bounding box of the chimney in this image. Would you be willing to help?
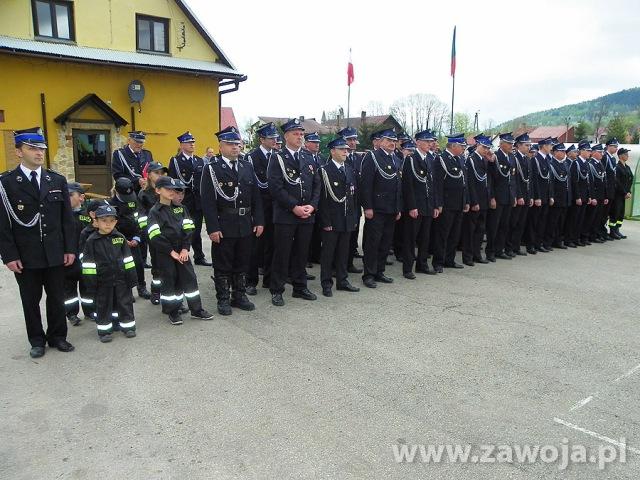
[299,115,305,122]
[361,111,366,123]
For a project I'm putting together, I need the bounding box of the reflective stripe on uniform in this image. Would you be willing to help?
[97,323,113,331]
[182,218,195,231]
[112,312,119,317]
[119,320,135,329]
[82,262,96,268]
[138,216,148,228]
[184,290,200,298]
[152,279,162,285]
[148,224,161,238]
[82,268,97,275]
[123,256,134,263]
[64,297,79,305]
[160,294,184,302]
[80,297,94,304]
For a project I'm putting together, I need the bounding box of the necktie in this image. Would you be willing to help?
[339,165,346,181]
[30,171,39,193]
[230,160,237,173]
[294,151,299,162]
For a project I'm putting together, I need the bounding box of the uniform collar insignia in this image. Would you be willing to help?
[16,175,22,182]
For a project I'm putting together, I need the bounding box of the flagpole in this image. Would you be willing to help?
[449,26,456,135]
[347,48,352,127]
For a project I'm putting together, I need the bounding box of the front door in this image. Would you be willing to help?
[73,129,112,195]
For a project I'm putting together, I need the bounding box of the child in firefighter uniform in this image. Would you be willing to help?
[63,182,92,326]
[137,161,168,305]
[81,205,137,342]
[147,176,213,325]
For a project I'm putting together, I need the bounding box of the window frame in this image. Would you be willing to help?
[32,0,75,42]
[135,14,170,54]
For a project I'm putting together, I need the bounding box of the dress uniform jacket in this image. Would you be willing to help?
[530,153,551,204]
[570,158,592,202]
[245,147,272,209]
[402,150,435,216]
[603,152,617,200]
[433,150,468,211]
[304,149,326,169]
[111,146,153,187]
[465,152,492,210]
[490,149,517,206]
[0,167,75,268]
[81,230,137,290]
[615,161,633,196]
[168,152,205,213]
[346,152,364,176]
[200,156,264,237]
[267,148,321,225]
[514,151,532,203]
[548,159,571,207]
[318,161,358,232]
[359,149,403,214]
[589,158,607,201]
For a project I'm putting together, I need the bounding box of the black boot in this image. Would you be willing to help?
[137,285,151,299]
[230,273,255,311]
[214,275,232,315]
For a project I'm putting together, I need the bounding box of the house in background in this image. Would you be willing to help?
[0,0,245,194]
[528,125,575,143]
[322,112,404,135]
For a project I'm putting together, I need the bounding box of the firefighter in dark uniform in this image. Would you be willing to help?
[507,133,533,256]
[110,178,150,299]
[201,126,265,315]
[304,131,324,266]
[392,131,411,262]
[528,137,553,253]
[81,205,137,342]
[147,176,214,324]
[63,182,92,326]
[318,137,360,297]
[246,122,278,295]
[462,134,493,265]
[486,132,517,261]
[401,131,438,277]
[432,134,469,272]
[359,129,403,288]
[587,144,608,243]
[111,131,153,193]
[544,143,571,248]
[602,138,619,239]
[0,128,76,358]
[267,118,321,306]
[566,140,593,247]
[168,131,211,266]
[610,147,633,239]
[338,126,364,274]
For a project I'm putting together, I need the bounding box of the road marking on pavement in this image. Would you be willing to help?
[553,417,640,455]
[612,363,640,383]
[569,396,593,411]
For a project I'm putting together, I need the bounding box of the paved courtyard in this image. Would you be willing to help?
[2,222,640,479]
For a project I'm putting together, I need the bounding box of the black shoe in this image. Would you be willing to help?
[463,260,475,267]
[475,257,490,264]
[178,304,189,314]
[194,258,212,266]
[337,282,360,292]
[137,286,151,299]
[192,309,215,320]
[292,288,317,301]
[322,287,333,297]
[403,272,416,279]
[537,246,550,253]
[124,330,136,338]
[434,266,444,273]
[363,277,377,288]
[231,294,255,311]
[375,273,394,283]
[169,313,183,325]
[271,293,285,306]
[514,250,527,256]
[347,264,363,274]
[526,248,537,255]
[416,266,437,275]
[150,293,160,305]
[99,334,112,343]
[553,243,568,249]
[576,241,586,247]
[306,273,316,280]
[49,339,75,352]
[30,346,45,358]
[543,245,554,251]
[444,262,464,269]
[486,256,496,262]
[67,314,82,326]
[504,251,515,258]
[245,285,257,296]
[217,301,232,316]
[566,242,577,248]
[143,262,152,269]
[495,253,512,260]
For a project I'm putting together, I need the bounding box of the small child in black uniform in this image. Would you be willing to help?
[138,162,168,305]
[82,205,138,342]
[147,176,213,325]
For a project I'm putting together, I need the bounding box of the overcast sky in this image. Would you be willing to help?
[186,0,640,131]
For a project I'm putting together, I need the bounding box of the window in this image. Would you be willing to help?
[136,15,169,54]
[32,0,74,41]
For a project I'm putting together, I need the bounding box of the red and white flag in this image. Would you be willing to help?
[347,49,354,86]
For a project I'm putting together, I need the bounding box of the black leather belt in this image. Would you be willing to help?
[221,207,251,215]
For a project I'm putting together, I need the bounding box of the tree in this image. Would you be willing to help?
[606,115,631,143]
[449,112,474,135]
[574,120,592,142]
[358,121,380,150]
[389,93,448,134]
[632,129,640,144]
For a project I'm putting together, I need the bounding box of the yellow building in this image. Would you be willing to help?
[0,0,245,193]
